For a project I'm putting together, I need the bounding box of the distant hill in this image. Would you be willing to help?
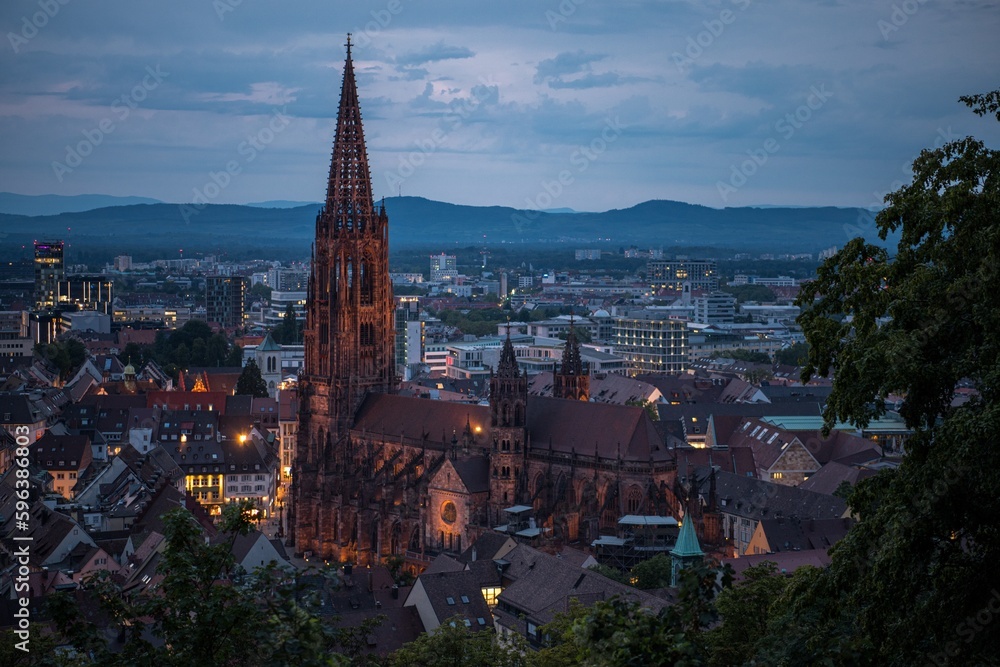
[245,200,321,209]
[0,196,894,257]
[0,192,163,216]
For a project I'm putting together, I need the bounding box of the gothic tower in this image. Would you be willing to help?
[553,319,589,401]
[294,36,396,557]
[488,330,528,524]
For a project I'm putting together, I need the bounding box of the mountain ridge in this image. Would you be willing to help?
[0,196,891,257]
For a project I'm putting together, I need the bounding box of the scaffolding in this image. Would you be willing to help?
[591,515,679,572]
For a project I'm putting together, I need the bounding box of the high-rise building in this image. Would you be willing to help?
[647,259,718,292]
[430,253,458,282]
[614,312,689,375]
[395,298,424,381]
[34,241,64,310]
[294,37,396,556]
[206,276,246,329]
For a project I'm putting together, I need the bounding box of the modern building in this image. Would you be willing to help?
[575,249,601,260]
[614,312,689,375]
[260,289,307,329]
[206,276,246,329]
[0,311,31,357]
[34,240,64,310]
[647,259,718,292]
[731,274,798,287]
[396,298,425,381]
[58,275,114,314]
[430,253,458,282]
[693,291,737,324]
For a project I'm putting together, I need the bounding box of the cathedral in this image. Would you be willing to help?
[292,39,679,565]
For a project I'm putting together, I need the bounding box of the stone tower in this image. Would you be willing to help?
[553,318,589,401]
[293,36,396,557]
[488,330,528,524]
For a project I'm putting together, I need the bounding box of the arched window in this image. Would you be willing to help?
[627,486,643,514]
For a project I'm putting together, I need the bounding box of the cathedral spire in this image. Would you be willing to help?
[323,33,376,235]
[560,315,584,377]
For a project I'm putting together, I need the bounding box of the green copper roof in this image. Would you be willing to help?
[258,332,282,352]
[671,516,704,558]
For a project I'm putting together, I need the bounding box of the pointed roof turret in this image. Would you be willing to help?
[496,323,520,378]
[560,315,584,376]
[259,331,281,352]
[671,515,704,558]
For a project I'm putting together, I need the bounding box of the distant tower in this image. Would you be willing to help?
[294,35,396,557]
[671,513,705,587]
[34,241,64,310]
[256,332,282,398]
[553,318,589,401]
[488,329,528,524]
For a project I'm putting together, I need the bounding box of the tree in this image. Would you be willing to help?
[709,348,772,364]
[719,284,776,304]
[624,398,660,421]
[774,341,809,366]
[236,358,269,397]
[388,619,526,667]
[629,553,672,590]
[249,282,273,300]
[36,338,88,380]
[705,561,788,667]
[566,562,728,666]
[784,89,1000,665]
[47,502,350,666]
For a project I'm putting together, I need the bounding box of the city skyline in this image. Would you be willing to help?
[1,1,998,212]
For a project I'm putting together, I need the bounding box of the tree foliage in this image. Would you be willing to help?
[786,89,1000,665]
[47,502,351,666]
[236,357,270,397]
[35,338,88,380]
[773,341,808,367]
[388,619,526,667]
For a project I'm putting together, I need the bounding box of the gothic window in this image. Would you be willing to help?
[514,404,524,426]
[627,486,643,514]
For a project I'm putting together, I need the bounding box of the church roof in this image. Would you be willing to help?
[350,393,668,462]
[526,396,669,462]
[352,394,488,447]
[257,332,281,352]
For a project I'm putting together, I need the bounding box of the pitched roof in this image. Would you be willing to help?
[451,456,490,494]
[412,570,494,631]
[755,517,852,553]
[697,467,847,522]
[799,461,876,495]
[497,544,666,627]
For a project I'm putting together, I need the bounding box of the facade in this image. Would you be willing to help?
[693,291,737,324]
[292,39,682,567]
[34,240,65,310]
[206,275,246,329]
[58,275,114,314]
[614,313,689,375]
[0,311,31,357]
[430,253,458,282]
[647,259,718,292]
[396,298,424,380]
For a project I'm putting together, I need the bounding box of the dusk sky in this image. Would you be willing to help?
[1,0,998,212]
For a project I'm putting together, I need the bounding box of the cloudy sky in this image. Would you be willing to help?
[1,0,998,211]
